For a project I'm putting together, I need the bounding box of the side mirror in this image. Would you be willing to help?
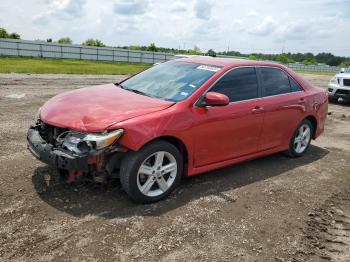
[200,92,229,107]
[340,68,345,73]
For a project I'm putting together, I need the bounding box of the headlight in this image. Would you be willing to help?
[62,129,124,154]
[330,77,338,85]
[84,129,124,150]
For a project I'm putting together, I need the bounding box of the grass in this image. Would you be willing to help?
[295,70,335,76]
[0,57,151,75]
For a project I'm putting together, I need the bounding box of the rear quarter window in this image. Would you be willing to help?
[289,77,303,92]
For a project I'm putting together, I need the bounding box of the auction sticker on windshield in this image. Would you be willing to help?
[197,65,221,72]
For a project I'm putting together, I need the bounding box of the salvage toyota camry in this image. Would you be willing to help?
[27,57,328,203]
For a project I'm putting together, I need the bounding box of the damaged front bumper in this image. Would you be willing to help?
[27,127,90,171]
[27,123,127,183]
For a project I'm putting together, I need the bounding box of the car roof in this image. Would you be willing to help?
[176,56,285,70]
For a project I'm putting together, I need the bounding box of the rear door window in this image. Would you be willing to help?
[260,67,291,96]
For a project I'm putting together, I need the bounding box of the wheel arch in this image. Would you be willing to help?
[148,136,189,165]
[124,135,190,177]
[305,115,318,139]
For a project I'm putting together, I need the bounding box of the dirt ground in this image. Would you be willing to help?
[0,73,349,262]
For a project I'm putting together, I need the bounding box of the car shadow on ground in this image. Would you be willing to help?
[32,145,329,219]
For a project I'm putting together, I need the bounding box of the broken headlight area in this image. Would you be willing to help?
[28,121,126,183]
[35,120,124,155]
[59,129,124,155]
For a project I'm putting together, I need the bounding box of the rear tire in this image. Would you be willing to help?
[120,140,183,203]
[285,119,313,158]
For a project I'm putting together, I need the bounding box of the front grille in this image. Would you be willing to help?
[335,89,350,95]
[37,121,68,144]
[343,79,350,87]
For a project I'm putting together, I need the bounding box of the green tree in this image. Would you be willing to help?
[8,32,20,39]
[248,54,257,60]
[57,37,72,44]
[327,57,343,66]
[188,46,201,55]
[128,45,141,50]
[302,58,317,65]
[46,38,53,42]
[276,53,294,64]
[206,49,216,57]
[340,59,350,68]
[0,27,20,39]
[0,27,7,38]
[147,43,158,52]
[95,40,105,47]
[82,39,105,47]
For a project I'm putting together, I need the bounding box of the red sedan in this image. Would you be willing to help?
[27,57,328,203]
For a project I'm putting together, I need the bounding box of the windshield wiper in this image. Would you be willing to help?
[125,88,149,96]
[115,82,125,89]
[115,83,170,101]
[116,84,151,97]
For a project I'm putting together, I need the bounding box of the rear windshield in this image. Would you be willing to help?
[121,61,221,102]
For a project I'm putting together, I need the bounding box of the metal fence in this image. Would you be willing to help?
[286,63,340,73]
[217,54,340,73]
[0,38,175,64]
[0,38,341,72]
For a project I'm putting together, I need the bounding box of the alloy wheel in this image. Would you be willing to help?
[293,124,311,154]
[136,151,177,197]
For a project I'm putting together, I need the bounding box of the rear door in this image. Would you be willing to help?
[257,67,306,151]
[192,67,264,167]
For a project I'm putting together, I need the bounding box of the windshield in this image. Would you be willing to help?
[346,67,350,73]
[121,61,221,102]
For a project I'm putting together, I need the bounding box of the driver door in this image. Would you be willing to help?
[192,67,264,167]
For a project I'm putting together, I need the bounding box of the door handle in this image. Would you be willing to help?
[252,106,264,113]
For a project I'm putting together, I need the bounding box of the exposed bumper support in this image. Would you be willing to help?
[27,127,90,172]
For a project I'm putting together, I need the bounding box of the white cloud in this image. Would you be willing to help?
[247,10,258,17]
[1,0,349,55]
[193,20,219,37]
[113,0,150,16]
[171,1,187,12]
[248,15,342,42]
[194,0,214,20]
[248,16,278,36]
[33,0,86,25]
[232,19,243,26]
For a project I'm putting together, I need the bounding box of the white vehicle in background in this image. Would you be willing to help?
[328,67,350,103]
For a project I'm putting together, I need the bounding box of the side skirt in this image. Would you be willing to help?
[187,146,288,177]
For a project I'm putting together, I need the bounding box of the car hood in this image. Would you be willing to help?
[40,84,175,132]
[336,73,350,78]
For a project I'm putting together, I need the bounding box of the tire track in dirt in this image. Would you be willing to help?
[293,187,350,261]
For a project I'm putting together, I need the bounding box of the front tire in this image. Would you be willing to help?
[285,119,313,158]
[120,140,183,203]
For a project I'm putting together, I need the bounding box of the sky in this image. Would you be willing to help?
[1,0,350,56]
